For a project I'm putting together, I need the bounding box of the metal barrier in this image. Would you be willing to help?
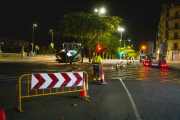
[16,71,90,113]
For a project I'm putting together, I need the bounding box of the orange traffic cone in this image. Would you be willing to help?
[0,109,6,120]
[90,69,94,78]
[133,60,134,62]
[100,69,107,85]
[127,60,129,65]
[79,77,89,98]
[130,60,131,63]
[116,62,119,69]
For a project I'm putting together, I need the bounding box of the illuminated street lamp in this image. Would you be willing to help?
[32,24,37,52]
[95,7,105,16]
[118,27,124,60]
[140,46,146,56]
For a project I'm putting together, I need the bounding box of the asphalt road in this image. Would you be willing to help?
[1,57,180,120]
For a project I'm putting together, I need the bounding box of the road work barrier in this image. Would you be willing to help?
[16,71,90,113]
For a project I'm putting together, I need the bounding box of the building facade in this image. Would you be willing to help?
[157,3,180,61]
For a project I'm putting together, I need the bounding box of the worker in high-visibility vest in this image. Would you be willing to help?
[92,52,103,84]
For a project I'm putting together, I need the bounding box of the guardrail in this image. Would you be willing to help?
[16,71,90,113]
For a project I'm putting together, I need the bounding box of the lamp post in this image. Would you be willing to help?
[50,29,53,43]
[123,39,130,47]
[95,7,105,47]
[140,46,145,56]
[50,29,54,58]
[0,42,4,51]
[32,24,37,52]
[118,27,124,60]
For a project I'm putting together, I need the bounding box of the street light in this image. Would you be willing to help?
[94,7,106,47]
[94,7,105,16]
[32,23,37,52]
[140,46,146,56]
[123,39,130,47]
[118,27,124,60]
[50,29,54,58]
[50,29,54,44]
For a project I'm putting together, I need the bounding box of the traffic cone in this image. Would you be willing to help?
[79,77,89,98]
[133,60,134,62]
[100,69,107,85]
[121,61,123,68]
[127,60,129,65]
[90,69,94,78]
[116,62,119,69]
[130,60,131,63]
[120,62,123,68]
[0,109,6,120]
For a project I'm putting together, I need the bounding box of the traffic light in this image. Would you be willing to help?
[97,45,102,52]
[119,51,123,56]
[98,46,102,50]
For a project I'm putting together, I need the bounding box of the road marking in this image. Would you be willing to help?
[119,79,141,120]
[166,73,180,83]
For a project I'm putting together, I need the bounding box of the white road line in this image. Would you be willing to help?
[119,79,141,120]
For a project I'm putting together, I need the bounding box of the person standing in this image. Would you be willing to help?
[92,52,103,84]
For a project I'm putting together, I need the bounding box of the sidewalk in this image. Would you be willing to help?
[167,61,180,70]
[0,55,56,62]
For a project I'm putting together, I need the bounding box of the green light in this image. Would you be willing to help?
[119,52,123,56]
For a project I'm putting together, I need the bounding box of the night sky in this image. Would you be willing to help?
[0,0,175,51]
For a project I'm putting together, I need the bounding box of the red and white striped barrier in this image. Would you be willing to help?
[31,72,83,89]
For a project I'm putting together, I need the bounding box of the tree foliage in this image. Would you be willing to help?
[39,45,57,54]
[55,12,123,52]
[117,46,136,58]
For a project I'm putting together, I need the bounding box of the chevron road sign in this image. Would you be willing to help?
[31,72,83,89]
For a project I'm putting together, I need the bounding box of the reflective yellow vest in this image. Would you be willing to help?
[92,56,102,63]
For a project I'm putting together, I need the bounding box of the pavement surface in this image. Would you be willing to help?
[1,56,180,120]
[0,56,180,69]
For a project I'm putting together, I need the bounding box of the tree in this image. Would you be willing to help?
[55,12,123,62]
[117,46,136,59]
[39,45,57,54]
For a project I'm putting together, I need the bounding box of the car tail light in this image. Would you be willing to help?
[143,62,149,66]
[161,63,167,67]
[145,62,149,66]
